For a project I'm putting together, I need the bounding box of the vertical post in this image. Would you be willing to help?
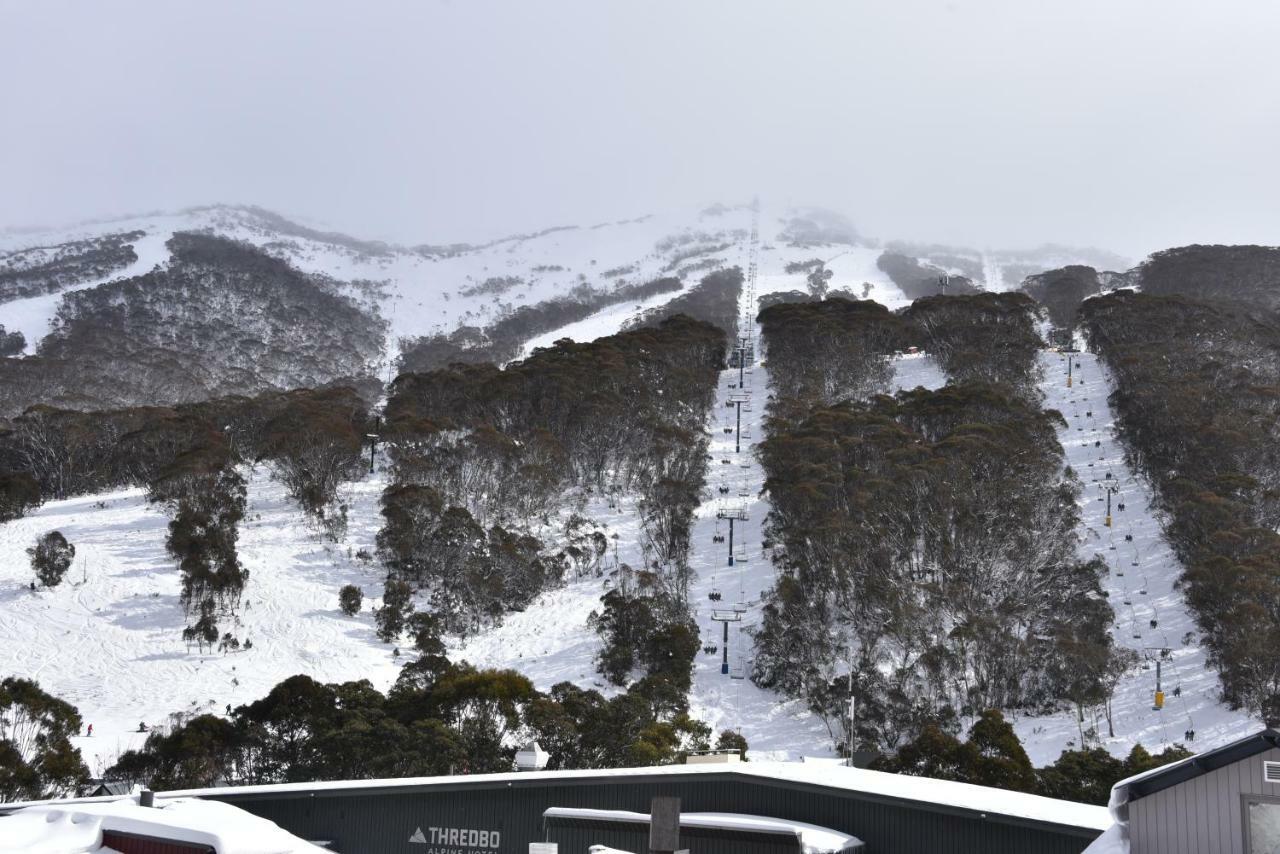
[1067,355,1073,388]
[735,400,742,453]
[649,797,681,854]
[1105,487,1113,528]
[727,517,735,566]
[1154,659,1164,710]
[722,620,729,675]
[738,340,746,386]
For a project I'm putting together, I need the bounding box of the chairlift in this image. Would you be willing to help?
[704,644,719,655]
[708,589,722,601]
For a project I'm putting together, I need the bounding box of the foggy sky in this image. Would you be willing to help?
[3,0,1279,259]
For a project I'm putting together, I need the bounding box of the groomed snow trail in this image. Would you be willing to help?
[1013,348,1256,764]
[683,323,834,760]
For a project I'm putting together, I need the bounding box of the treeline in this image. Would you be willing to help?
[105,619,729,791]
[1081,290,1280,717]
[397,277,683,373]
[625,268,743,347]
[754,383,1119,749]
[0,233,385,418]
[902,292,1042,394]
[2,670,1184,807]
[875,708,1191,806]
[757,297,914,414]
[1136,244,1280,310]
[0,230,143,303]
[381,317,724,631]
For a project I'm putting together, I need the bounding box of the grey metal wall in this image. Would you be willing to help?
[1130,745,1280,854]
[544,815,803,854]
[207,773,1099,854]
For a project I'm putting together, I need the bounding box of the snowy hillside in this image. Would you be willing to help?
[4,199,1232,779]
[1013,349,1256,764]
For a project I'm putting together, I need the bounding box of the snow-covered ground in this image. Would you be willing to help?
[890,351,947,393]
[0,468,397,774]
[1013,348,1256,764]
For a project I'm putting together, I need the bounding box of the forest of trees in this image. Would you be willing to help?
[902,292,1043,395]
[1081,290,1280,717]
[753,294,1123,756]
[1136,244,1280,309]
[757,297,914,414]
[0,233,385,418]
[380,316,724,634]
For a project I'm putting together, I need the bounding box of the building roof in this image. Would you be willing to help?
[0,797,326,854]
[2,761,1110,834]
[1114,728,1280,808]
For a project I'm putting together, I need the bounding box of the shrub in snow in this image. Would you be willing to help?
[28,531,74,588]
[339,584,363,616]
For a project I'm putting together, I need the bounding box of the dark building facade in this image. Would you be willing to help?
[192,766,1104,854]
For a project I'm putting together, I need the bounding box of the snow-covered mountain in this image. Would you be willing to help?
[4,200,1198,778]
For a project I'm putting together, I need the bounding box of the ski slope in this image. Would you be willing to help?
[0,468,398,774]
[1013,348,1256,764]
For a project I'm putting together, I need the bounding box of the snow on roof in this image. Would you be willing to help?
[3,760,1110,835]
[0,797,326,854]
[543,807,862,853]
[151,760,1105,832]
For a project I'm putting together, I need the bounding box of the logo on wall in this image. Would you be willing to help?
[409,825,501,852]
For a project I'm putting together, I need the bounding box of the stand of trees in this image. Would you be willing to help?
[754,383,1118,750]
[902,293,1042,395]
[1081,290,1280,717]
[0,386,369,511]
[875,708,1191,805]
[380,317,724,631]
[0,677,88,802]
[0,233,385,418]
[625,268,743,348]
[758,297,914,414]
[1136,244,1280,310]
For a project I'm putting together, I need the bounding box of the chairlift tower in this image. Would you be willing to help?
[710,608,744,675]
[1105,485,1119,527]
[366,415,382,474]
[728,391,751,453]
[716,504,749,566]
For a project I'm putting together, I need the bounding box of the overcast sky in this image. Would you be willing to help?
[2,0,1278,259]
